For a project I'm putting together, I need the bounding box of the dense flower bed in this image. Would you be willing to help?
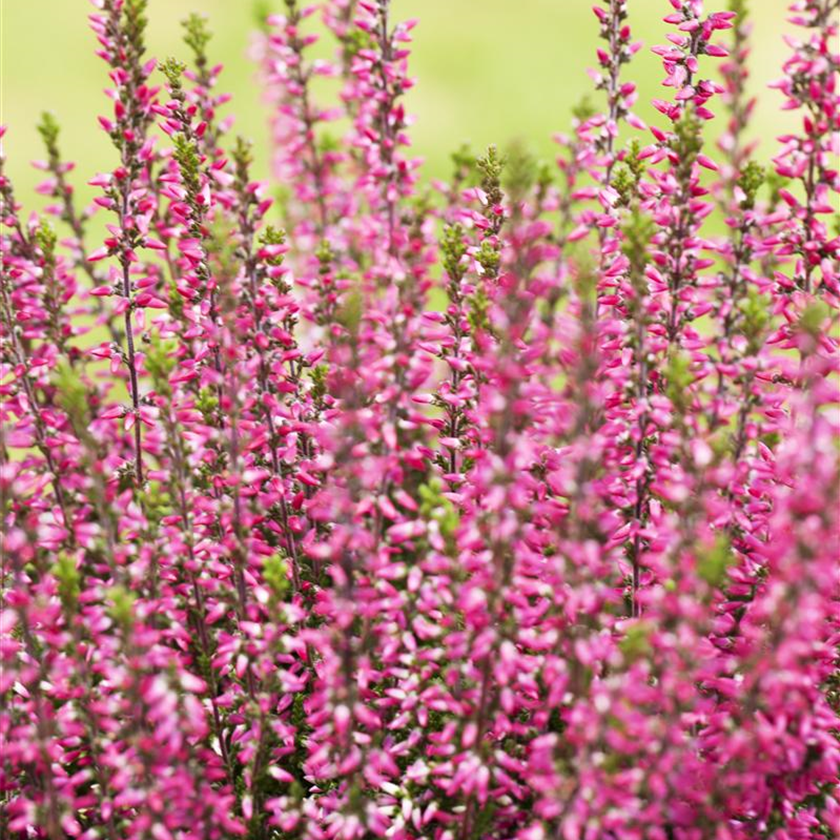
[1,0,838,837]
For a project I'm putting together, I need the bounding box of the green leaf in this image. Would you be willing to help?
[476,144,505,211]
[182,12,212,67]
[107,585,137,629]
[737,160,765,211]
[54,553,81,612]
[36,112,61,154]
[620,620,653,663]
[263,553,290,602]
[665,352,693,412]
[161,56,186,90]
[337,289,362,336]
[738,287,771,352]
[797,301,830,339]
[53,360,90,432]
[697,534,735,587]
[440,222,467,282]
[144,336,178,390]
[503,138,537,204]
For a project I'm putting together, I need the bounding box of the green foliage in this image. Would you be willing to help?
[825,668,840,715]
[122,0,149,57]
[797,301,830,339]
[233,136,254,184]
[182,13,212,69]
[259,225,287,267]
[318,132,341,156]
[173,134,201,195]
[476,144,505,212]
[535,159,553,199]
[252,0,273,33]
[53,360,89,433]
[672,110,703,182]
[621,207,656,279]
[316,239,335,271]
[34,222,57,271]
[167,275,185,322]
[572,262,597,303]
[117,463,139,494]
[467,283,491,333]
[450,142,476,188]
[144,336,178,391]
[728,0,748,27]
[337,289,362,336]
[54,553,81,612]
[620,621,653,663]
[161,56,187,97]
[440,223,467,282]
[476,238,500,278]
[263,553,290,603]
[760,430,781,450]
[207,220,240,286]
[571,95,597,123]
[613,139,647,207]
[503,139,538,205]
[665,352,693,412]
[418,479,459,550]
[737,287,771,353]
[764,170,789,210]
[107,585,137,629]
[737,161,765,211]
[309,363,330,405]
[340,27,375,66]
[697,533,735,587]
[470,150,506,307]
[472,802,499,839]
[144,481,172,526]
[36,111,60,155]
[196,387,220,425]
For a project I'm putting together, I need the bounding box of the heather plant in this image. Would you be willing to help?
[1,0,838,838]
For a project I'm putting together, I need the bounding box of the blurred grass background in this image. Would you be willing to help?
[3,0,795,216]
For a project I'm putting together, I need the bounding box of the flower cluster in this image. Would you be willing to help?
[1,0,838,838]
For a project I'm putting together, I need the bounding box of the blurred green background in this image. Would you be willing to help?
[3,0,795,214]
